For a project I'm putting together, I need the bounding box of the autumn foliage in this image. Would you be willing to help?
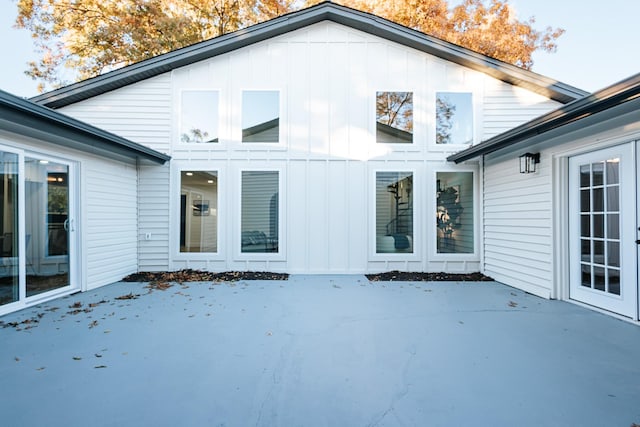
[15,0,563,91]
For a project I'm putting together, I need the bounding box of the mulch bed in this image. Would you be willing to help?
[121,269,289,283]
[366,271,493,282]
[121,269,491,283]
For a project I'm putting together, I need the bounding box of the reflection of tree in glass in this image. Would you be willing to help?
[376,92,413,133]
[436,95,456,144]
[181,128,210,143]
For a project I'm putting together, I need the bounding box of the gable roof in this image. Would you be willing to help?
[0,90,170,165]
[447,73,640,164]
[31,1,587,109]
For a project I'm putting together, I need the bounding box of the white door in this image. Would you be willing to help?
[569,143,638,318]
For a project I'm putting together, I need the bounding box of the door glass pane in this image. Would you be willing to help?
[25,158,69,297]
[592,188,603,212]
[241,171,279,253]
[605,159,619,184]
[607,214,619,240]
[376,172,413,253]
[579,165,590,187]
[580,264,591,288]
[580,215,590,238]
[0,152,19,306]
[593,266,605,291]
[607,241,620,267]
[606,186,619,212]
[580,239,590,262]
[580,189,590,212]
[608,269,620,295]
[592,214,604,238]
[180,171,218,253]
[592,162,604,186]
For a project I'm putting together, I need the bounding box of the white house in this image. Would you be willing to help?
[449,73,640,321]
[0,90,168,315]
[5,2,621,317]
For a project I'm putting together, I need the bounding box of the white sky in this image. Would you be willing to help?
[0,0,638,98]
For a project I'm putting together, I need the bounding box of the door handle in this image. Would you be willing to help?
[63,219,69,231]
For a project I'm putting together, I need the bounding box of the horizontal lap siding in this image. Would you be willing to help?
[483,152,553,297]
[483,83,561,140]
[84,158,138,289]
[60,75,172,274]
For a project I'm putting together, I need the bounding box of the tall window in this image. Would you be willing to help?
[241,171,279,253]
[376,172,413,253]
[436,172,474,253]
[180,91,219,143]
[242,91,280,143]
[436,92,473,145]
[376,91,413,144]
[180,171,218,253]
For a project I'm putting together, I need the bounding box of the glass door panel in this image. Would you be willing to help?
[0,151,19,306]
[25,157,69,297]
[569,143,636,318]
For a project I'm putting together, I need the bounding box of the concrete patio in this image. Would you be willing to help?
[1,275,639,427]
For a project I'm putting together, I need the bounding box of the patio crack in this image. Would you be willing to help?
[367,344,416,427]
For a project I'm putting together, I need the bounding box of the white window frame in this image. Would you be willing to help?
[171,161,225,261]
[373,90,418,149]
[175,88,226,150]
[430,90,480,151]
[369,165,421,261]
[235,165,286,261]
[431,165,480,260]
[236,88,286,150]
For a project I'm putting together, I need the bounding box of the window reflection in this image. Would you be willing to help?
[242,91,279,143]
[436,92,473,145]
[180,91,219,143]
[241,171,279,253]
[436,172,474,253]
[376,92,413,144]
[376,172,413,253]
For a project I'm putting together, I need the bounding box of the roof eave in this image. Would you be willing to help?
[447,73,640,164]
[30,2,587,109]
[1,91,170,165]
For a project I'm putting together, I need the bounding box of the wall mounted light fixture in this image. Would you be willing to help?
[519,152,540,174]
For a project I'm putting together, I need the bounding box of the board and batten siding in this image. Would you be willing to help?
[58,20,563,275]
[482,151,554,298]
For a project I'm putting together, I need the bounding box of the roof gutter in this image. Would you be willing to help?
[447,73,640,164]
[1,90,170,164]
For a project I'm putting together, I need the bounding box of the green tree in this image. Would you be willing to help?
[15,0,562,92]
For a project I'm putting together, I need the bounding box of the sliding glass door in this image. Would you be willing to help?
[0,147,77,312]
[0,151,19,306]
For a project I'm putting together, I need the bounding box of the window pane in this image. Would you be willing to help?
[436,172,474,253]
[241,171,279,253]
[180,171,218,253]
[180,91,219,143]
[436,92,473,145]
[242,91,279,143]
[606,159,619,184]
[376,92,413,144]
[606,186,619,212]
[0,152,18,306]
[592,162,604,186]
[376,172,413,253]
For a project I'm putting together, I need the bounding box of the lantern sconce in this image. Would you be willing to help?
[519,152,540,174]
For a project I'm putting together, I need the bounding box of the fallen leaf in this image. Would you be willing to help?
[94,365,107,369]
[73,357,82,361]
[508,301,518,308]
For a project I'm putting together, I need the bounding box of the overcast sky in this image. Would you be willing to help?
[1,0,638,98]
